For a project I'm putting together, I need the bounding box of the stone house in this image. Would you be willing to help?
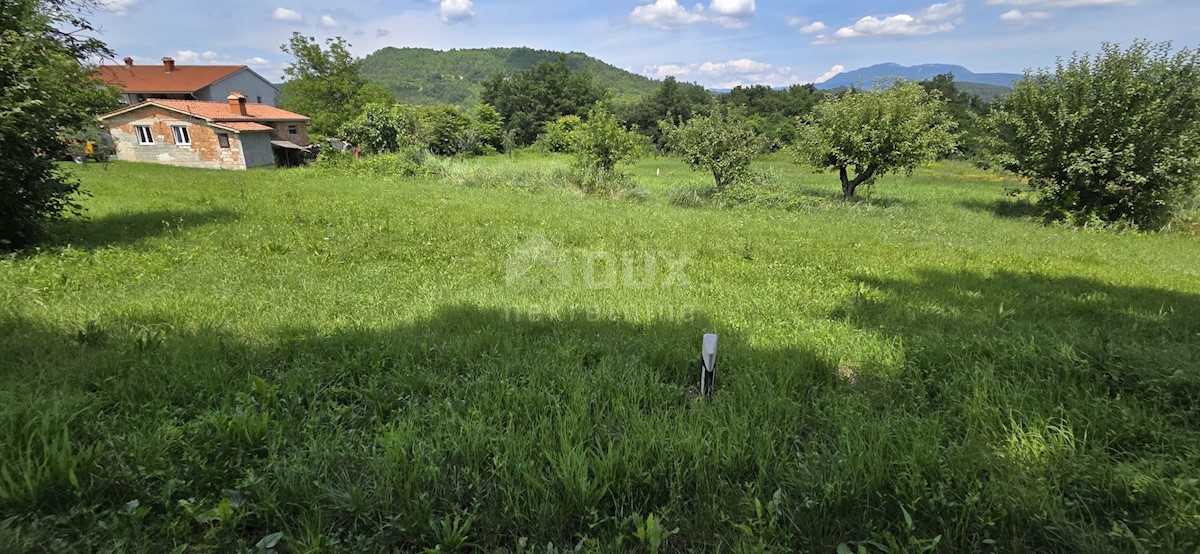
[97,94,311,170]
[97,57,279,107]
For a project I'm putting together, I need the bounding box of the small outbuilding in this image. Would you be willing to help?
[98,93,311,170]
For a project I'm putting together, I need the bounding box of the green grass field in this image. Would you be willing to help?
[2,155,1198,552]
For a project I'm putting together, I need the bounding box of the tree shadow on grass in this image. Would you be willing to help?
[788,182,911,208]
[837,268,1200,413]
[49,208,239,250]
[958,197,1042,220]
[835,268,1200,549]
[0,305,831,549]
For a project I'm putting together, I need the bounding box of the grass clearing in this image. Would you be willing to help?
[1,155,1198,552]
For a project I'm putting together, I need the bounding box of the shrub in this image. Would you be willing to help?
[667,184,713,208]
[568,166,647,201]
[989,40,1200,229]
[661,107,766,192]
[572,107,643,173]
[538,115,583,153]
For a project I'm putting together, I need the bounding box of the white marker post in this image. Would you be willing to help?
[700,333,718,396]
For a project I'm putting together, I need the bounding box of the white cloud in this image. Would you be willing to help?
[800,22,826,34]
[643,63,693,78]
[271,7,303,23]
[922,1,965,21]
[698,58,772,76]
[245,57,273,68]
[641,58,799,87]
[814,65,846,84]
[175,50,224,63]
[786,17,826,34]
[1000,8,1053,22]
[832,2,963,39]
[439,0,475,23]
[986,0,1140,6]
[319,14,342,28]
[629,0,755,30]
[709,0,754,17]
[630,0,707,29]
[99,0,137,16]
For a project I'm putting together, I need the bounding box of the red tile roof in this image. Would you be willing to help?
[99,99,309,134]
[211,121,275,132]
[97,64,247,93]
[150,99,310,122]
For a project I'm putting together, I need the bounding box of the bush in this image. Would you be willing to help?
[568,167,647,201]
[339,103,503,158]
[314,148,430,177]
[571,107,643,173]
[667,184,713,208]
[989,40,1200,230]
[538,115,583,153]
[661,107,766,192]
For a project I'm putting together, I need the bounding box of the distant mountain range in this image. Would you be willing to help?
[361,47,660,106]
[357,48,1023,107]
[816,63,1023,90]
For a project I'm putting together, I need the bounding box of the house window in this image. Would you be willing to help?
[256,95,262,103]
[134,125,154,145]
[287,124,298,135]
[217,133,230,148]
[171,125,191,146]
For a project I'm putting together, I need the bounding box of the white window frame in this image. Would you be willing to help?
[171,125,191,146]
[134,125,154,145]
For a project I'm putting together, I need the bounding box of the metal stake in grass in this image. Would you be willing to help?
[700,333,717,396]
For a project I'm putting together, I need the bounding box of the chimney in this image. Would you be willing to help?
[227,92,248,116]
[162,57,175,72]
[123,57,134,68]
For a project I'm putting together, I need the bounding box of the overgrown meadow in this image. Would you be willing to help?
[2,155,1198,552]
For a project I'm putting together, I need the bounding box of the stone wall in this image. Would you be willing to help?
[105,106,264,170]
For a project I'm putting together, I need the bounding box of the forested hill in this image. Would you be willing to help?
[361,47,661,106]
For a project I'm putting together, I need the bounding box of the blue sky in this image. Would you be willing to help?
[92,0,1200,87]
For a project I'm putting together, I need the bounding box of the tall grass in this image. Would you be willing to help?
[0,157,1197,551]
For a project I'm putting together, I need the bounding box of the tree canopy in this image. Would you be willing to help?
[481,57,607,146]
[662,107,766,192]
[278,33,394,136]
[794,81,958,199]
[1,0,119,250]
[719,84,821,148]
[989,40,1200,229]
[625,77,713,147]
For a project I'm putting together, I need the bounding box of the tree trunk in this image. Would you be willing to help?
[839,164,878,199]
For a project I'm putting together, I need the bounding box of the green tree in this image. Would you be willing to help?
[627,76,713,147]
[662,107,766,192]
[1,0,119,250]
[339,103,409,154]
[795,81,957,199]
[919,73,989,159]
[572,107,642,172]
[720,84,821,149]
[480,57,607,146]
[472,104,504,153]
[538,115,584,153]
[419,105,473,156]
[989,41,1200,229]
[279,33,394,135]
